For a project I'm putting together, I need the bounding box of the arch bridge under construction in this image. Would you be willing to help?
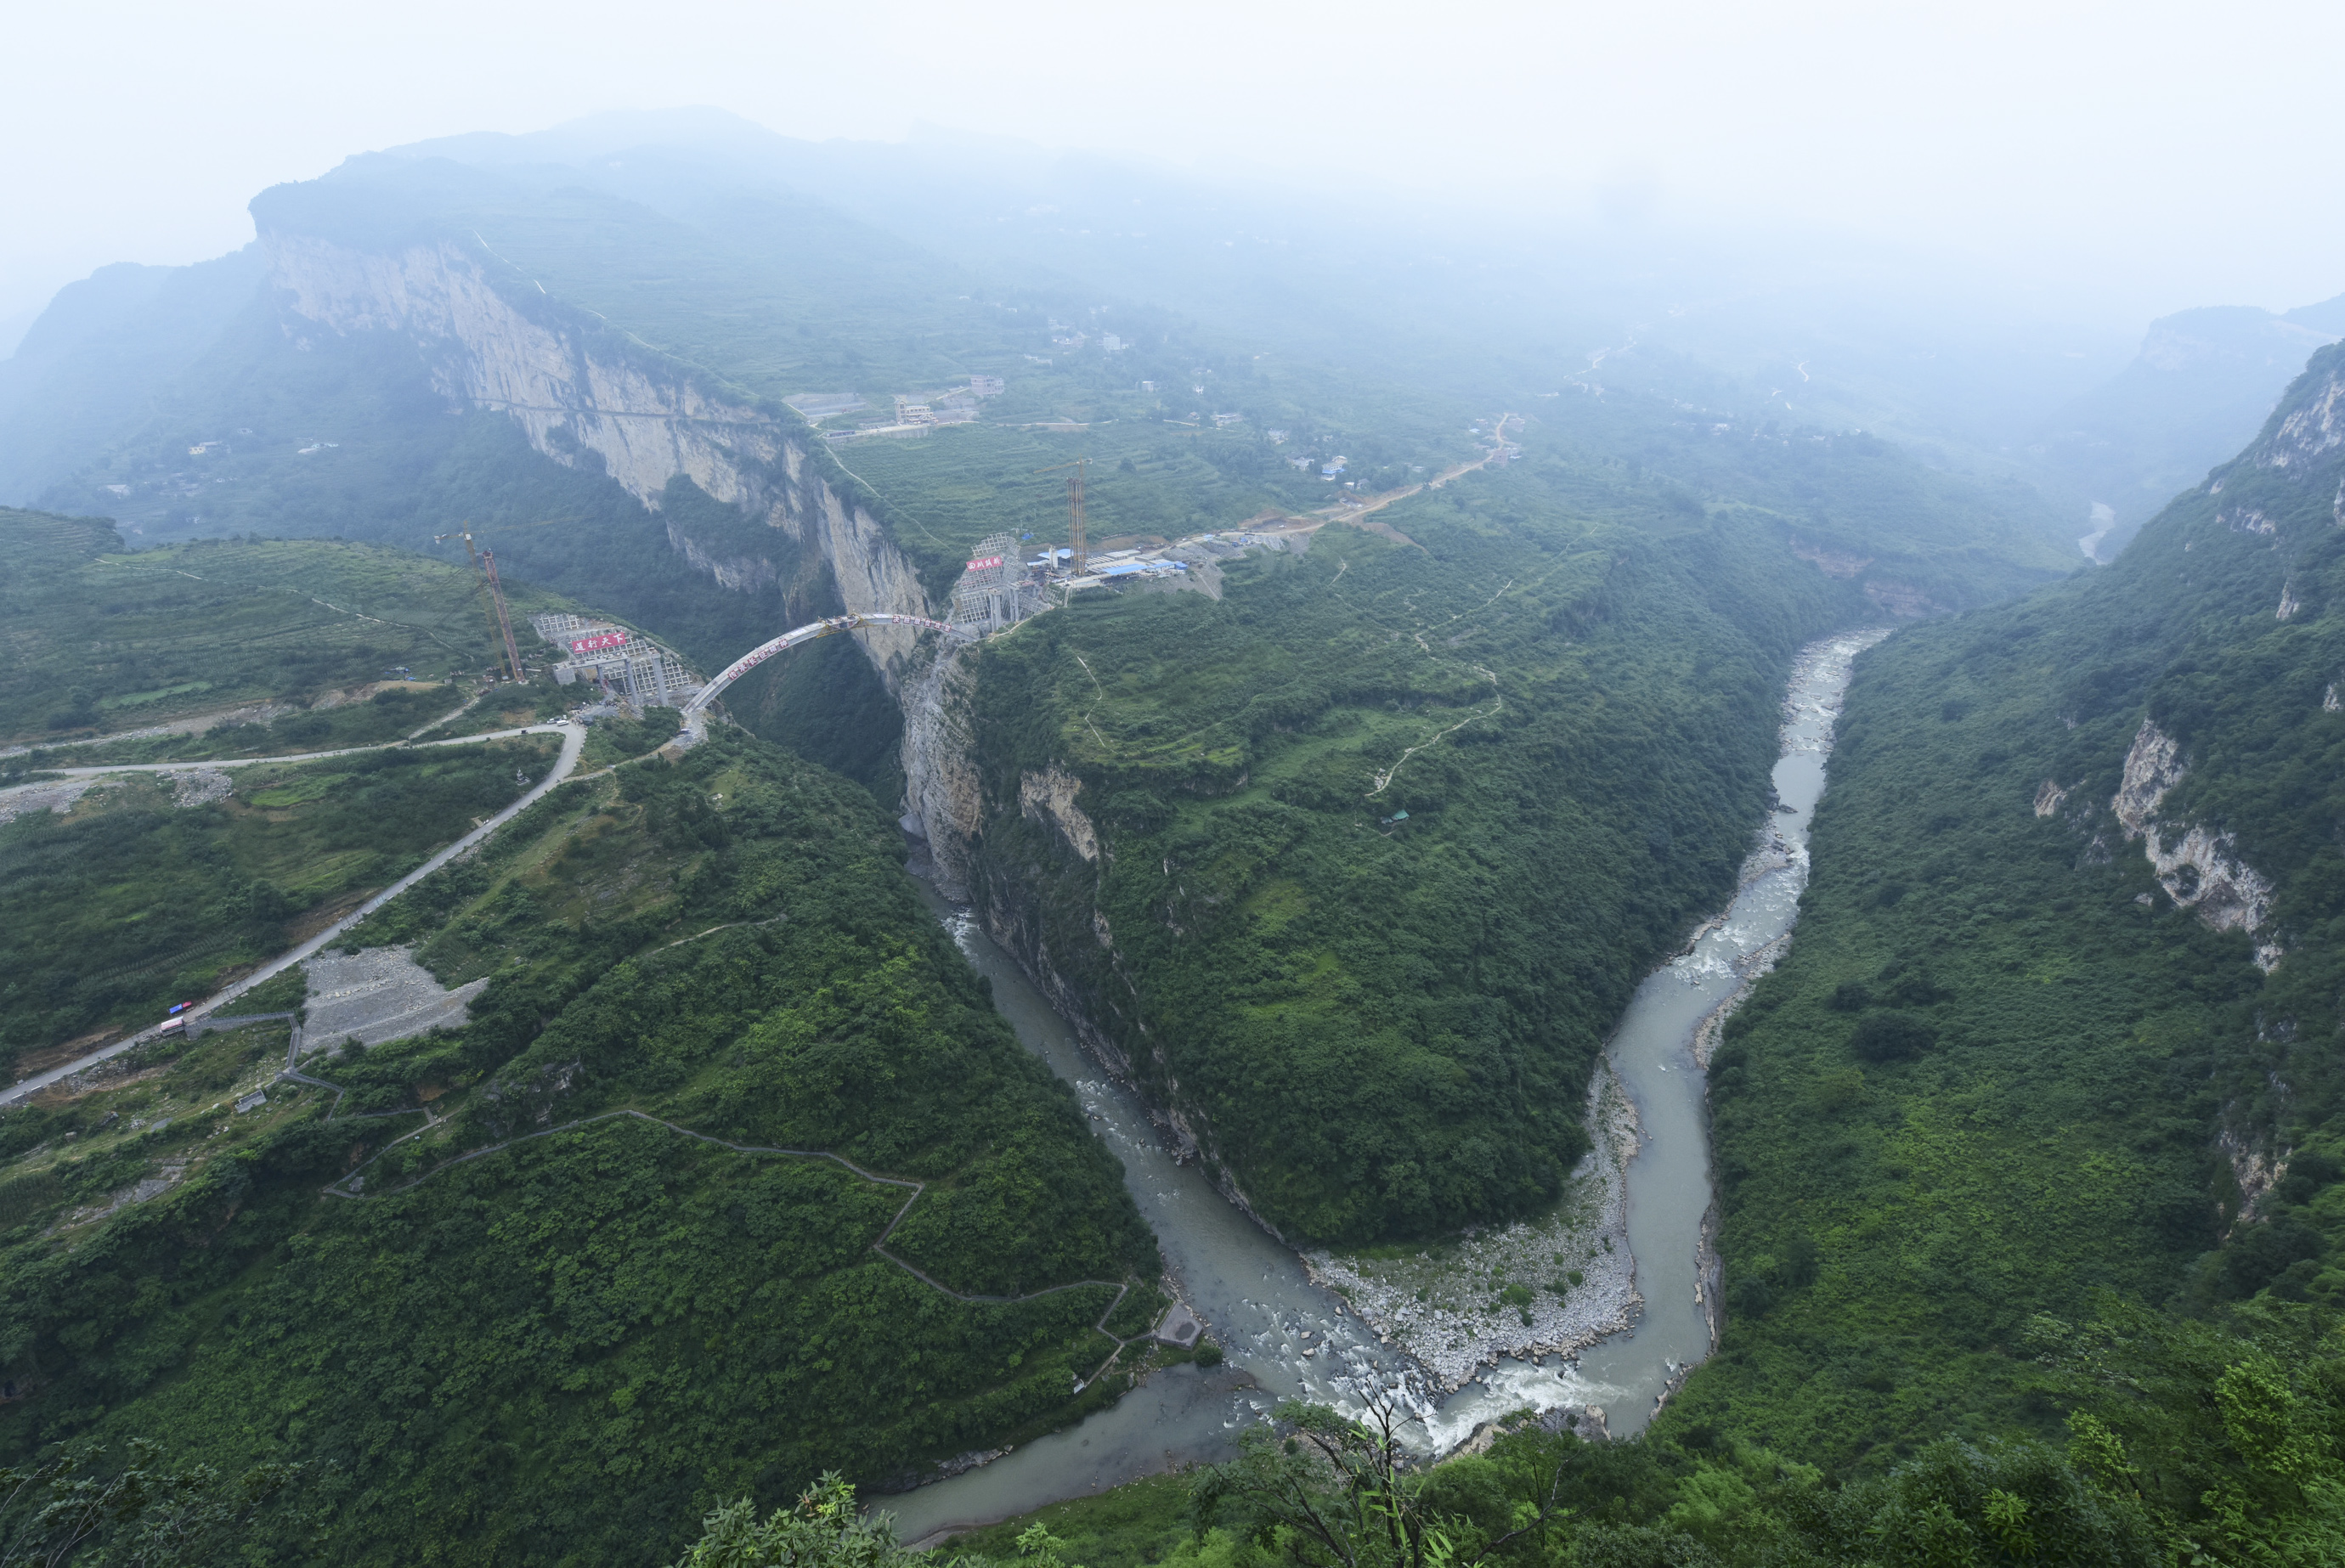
[680,612,966,728]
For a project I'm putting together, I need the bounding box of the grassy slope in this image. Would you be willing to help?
[1665,343,2345,1469]
[0,510,528,746]
[0,730,1161,1565]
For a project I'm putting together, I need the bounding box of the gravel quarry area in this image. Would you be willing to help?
[1307,1063,1643,1392]
[0,764,234,824]
[167,768,234,807]
[0,775,108,825]
[301,945,488,1050]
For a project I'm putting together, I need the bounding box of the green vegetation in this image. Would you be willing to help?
[0,509,530,747]
[956,447,1902,1244]
[702,1294,2345,1567]
[948,1475,1200,1568]
[0,739,551,1069]
[1666,345,2345,1467]
[0,1434,313,1566]
[35,682,466,765]
[0,730,1159,1564]
[27,151,2082,812]
[579,703,682,767]
[11,139,2287,1556]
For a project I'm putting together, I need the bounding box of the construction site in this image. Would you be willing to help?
[531,612,698,712]
[427,518,701,713]
[943,458,1322,638]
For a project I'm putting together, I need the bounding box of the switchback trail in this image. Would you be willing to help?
[305,1091,1143,1382]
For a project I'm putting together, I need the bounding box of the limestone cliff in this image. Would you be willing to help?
[900,647,986,898]
[2112,718,2280,965]
[260,230,934,690]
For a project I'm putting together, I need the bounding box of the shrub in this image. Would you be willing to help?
[1850,1011,1936,1063]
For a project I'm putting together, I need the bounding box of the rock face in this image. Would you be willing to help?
[2258,366,2345,473]
[261,231,934,691]
[1020,766,1099,864]
[2112,718,2278,960]
[1788,537,1936,617]
[900,648,986,897]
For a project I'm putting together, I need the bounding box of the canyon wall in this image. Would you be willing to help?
[262,232,934,691]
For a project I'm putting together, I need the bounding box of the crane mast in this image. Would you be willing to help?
[481,550,525,685]
[433,519,563,684]
[1031,457,1089,577]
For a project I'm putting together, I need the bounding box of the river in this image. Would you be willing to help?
[884,629,1887,1543]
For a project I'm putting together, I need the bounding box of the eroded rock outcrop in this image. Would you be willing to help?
[2112,719,2278,962]
[1020,767,1099,864]
[900,648,985,897]
[2258,368,2345,473]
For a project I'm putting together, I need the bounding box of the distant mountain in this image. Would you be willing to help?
[0,247,264,504]
[0,306,37,361]
[2031,296,2342,557]
[381,110,2140,462]
[2285,291,2345,336]
[387,113,2343,564]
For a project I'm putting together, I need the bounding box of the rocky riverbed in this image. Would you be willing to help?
[1307,1063,1643,1392]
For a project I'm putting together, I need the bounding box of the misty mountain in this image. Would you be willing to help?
[382,110,2143,473]
[2030,296,2343,556]
[8,103,2345,1562]
[0,247,264,503]
[1681,340,2345,1469]
[8,113,2331,578]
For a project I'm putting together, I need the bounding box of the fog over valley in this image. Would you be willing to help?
[3,6,2343,1565]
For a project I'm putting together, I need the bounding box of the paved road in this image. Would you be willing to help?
[0,723,587,1108]
[24,722,562,779]
[1321,412,1517,522]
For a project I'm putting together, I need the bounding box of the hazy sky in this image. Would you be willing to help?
[7,0,2341,330]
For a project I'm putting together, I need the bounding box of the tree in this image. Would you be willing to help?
[674,1475,917,1568]
[1191,1393,1569,1568]
[0,1441,309,1567]
[2037,1296,2345,1566]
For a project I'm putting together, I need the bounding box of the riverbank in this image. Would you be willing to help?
[884,628,1891,1531]
[1304,1062,1642,1393]
[1302,630,1889,1424]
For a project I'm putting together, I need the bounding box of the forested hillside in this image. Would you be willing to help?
[0,512,1165,1559]
[955,450,1902,1244]
[1667,343,2345,1466]
[0,509,525,744]
[0,144,2105,1258]
[11,102,2345,1568]
[0,510,575,1063]
[0,729,1161,1565]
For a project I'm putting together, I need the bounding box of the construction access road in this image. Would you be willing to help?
[0,721,586,1108]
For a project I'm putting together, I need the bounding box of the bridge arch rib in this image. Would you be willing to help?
[681,613,963,721]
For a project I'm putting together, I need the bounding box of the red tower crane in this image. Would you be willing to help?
[432,520,561,683]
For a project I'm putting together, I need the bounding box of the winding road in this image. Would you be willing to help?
[0,720,585,1108]
[1318,412,1519,527]
[7,704,1161,1367]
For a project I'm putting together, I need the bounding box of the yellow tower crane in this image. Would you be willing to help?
[1031,458,1089,578]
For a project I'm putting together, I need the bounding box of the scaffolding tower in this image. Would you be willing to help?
[948,532,1038,636]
